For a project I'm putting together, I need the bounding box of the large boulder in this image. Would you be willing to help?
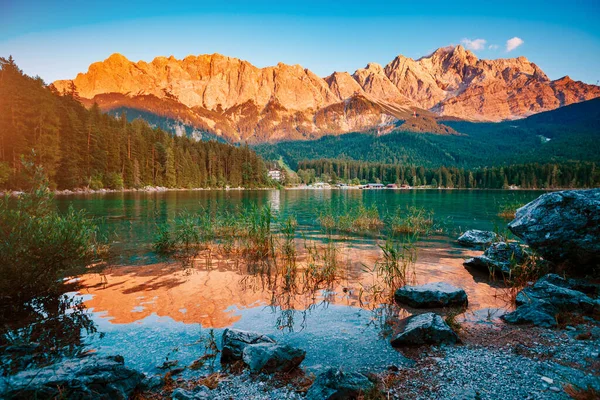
[464,242,528,275]
[515,275,596,312]
[220,329,275,364]
[457,230,498,248]
[305,368,374,400]
[391,312,459,347]
[242,343,305,373]
[502,274,599,328]
[394,282,468,308]
[0,355,144,399]
[508,189,600,269]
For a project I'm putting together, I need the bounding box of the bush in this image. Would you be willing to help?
[104,172,124,190]
[0,164,100,309]
[89,175,104,190]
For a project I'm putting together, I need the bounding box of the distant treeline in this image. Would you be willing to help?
[297,159,600,189]
[0,57,269,190]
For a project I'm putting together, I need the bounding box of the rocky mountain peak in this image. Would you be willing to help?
[53,46,600,142]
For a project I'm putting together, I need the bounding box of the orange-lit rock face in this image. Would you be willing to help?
[78,243,510,328]
[52,45,600,142]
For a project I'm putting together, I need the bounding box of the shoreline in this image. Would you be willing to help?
[0,186,278,197]
[1,185,594,197]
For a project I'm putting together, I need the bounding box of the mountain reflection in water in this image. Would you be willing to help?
[79,240,510,328]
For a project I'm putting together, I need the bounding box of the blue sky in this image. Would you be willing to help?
[1,0,599,84]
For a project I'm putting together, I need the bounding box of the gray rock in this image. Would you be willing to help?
[457,230,498,248]
[0,355,144,400]
[464,242,527,275]
[537,273,600,297]
[502,273,598,328]
[516,278,596,312]
[391,312,459,347]
[172,388,200,400]
[220,329,275,364]
[508,189,600,269]
[502,301,558,328]
[242,343,305,373]
[394,282,468,308]
[305,368,374,400]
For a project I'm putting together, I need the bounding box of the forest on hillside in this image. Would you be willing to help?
[0,57,269,191]
[255,99,600,170]
[297,159,600,189]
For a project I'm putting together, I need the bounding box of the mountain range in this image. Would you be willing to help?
[52,46,600,143]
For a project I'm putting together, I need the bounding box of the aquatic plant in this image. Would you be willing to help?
[497,200,525,220]
[375,236,417,290]
[189,329,220,370]
[280,215,298,290]
[388,206,435,236]
[153,223,177,254]
[318,204,383,234]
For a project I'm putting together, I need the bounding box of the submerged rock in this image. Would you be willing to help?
[0,355,144,400]
[502,274,599,328]
[220,329,275,364]
[464,242,527,275]
[305,368,374,400]
[394,282,468,308]
[242,343,305,373]
[391,312,459,347]
[508,189,600,270]
[457,230,498,248]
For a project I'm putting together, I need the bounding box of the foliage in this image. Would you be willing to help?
[0,161,103,374]
[0,161,101,309]
[0,57,269,190]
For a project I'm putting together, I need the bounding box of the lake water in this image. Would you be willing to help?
[58,189,544,376]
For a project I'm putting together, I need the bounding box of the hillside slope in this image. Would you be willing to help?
[254,98,600,169]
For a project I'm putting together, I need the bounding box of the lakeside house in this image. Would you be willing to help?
[268,169,282,182]
[362,183,385,189]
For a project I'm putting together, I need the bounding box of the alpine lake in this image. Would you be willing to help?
[55,188,545,376]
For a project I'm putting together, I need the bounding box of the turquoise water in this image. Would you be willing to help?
[57,189,542,265]
[60,189,544,375]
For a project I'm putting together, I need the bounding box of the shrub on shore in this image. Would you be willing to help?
[0,163,101,310]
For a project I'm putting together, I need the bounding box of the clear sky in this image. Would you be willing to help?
[1,0,599,85]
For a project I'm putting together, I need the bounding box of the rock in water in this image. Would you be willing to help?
[391,312,459,347]
[508,189,600,269]
[306,368,374,400]
[394,282,468,308]
[242,343,306,373]
[457,230,498,248]
[220,328,275,364]
[0,355,143,399]
[464,242,527,275]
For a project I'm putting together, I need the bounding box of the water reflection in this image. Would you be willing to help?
[78,240,510,331]
[0,294,100,375]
